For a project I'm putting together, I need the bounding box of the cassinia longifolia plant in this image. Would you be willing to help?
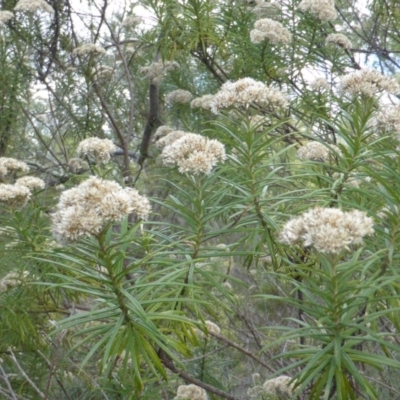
[1,0,400,398]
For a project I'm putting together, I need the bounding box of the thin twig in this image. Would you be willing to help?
[209,332,276,374]
[0,364,17,400]
[0,387,16,400]
[8,349,45,399]
[137,30,164,170]
[19,106,65,171]
[102,17,137,183]
[38,331,72,400]
[182,344,229,363]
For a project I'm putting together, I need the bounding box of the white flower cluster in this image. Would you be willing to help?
[156,130,187,148]
[247,385,265,400]
[250,18,291,45]
[122,15,142,27]
[165,89,193,104]
[211,77,289,114]
[139,60,180,84]
[73,43,107,56]
[94,66,114,82]
[77,137,116,164]
[263,375,297,396]
[125,44,138,54]
[161,133,226,175]
[0,158,44,207]
[251,372,261,384]
[15,176,45,191]
[0,184,31,208]
[190,94,215,111]
[326,33,352,49]
[297,141,334,162]
[14,0,54,14]
[205,320,220,335]
[154,125,174,138]
[375,105,400,135]
[0,11,13,25]
[0,271,29,292]
[310,77,330,91]
[195,320,221,338]
[0,157,29,178]
[251,2,281,18]
[68,158,89,174]
[341,69,400,97]
[175,384,208,400]
[332,172,364,188]
[298,0,337,21]
[51,176,151,243]
[280,207,374,254]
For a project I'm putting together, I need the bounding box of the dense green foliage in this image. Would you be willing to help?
[1,0,400,399]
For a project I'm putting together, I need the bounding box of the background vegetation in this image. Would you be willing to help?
[1,0,400,399]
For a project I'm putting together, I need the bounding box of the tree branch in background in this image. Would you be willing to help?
[8,350,45,400]
[138,81,160,168]
[158,350,241,400]
[209,331,276,374]
[92,82,132,180]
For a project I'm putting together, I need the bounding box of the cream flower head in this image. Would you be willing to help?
[0,184,31,208]
[15,176,45,191]
[298,0,337,21]
[175,384,208,400]
[280,207,374,253]
[14,0,54,13]
[263,375,297,396]
[250,18,291,45]
[52,177,151,243]
[166,89,193,104]
[211,78,289,114]
[340,69,400,97]
[73,43,107,56]
[77,137,116,164]
[161,133,226,175]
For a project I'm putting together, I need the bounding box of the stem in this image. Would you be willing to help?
[199,338,208,381]
[97,233,131,324]
[330,261,341,328]
[192,175,204,259]
[246,144,280,271]
[174,175,205,309]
